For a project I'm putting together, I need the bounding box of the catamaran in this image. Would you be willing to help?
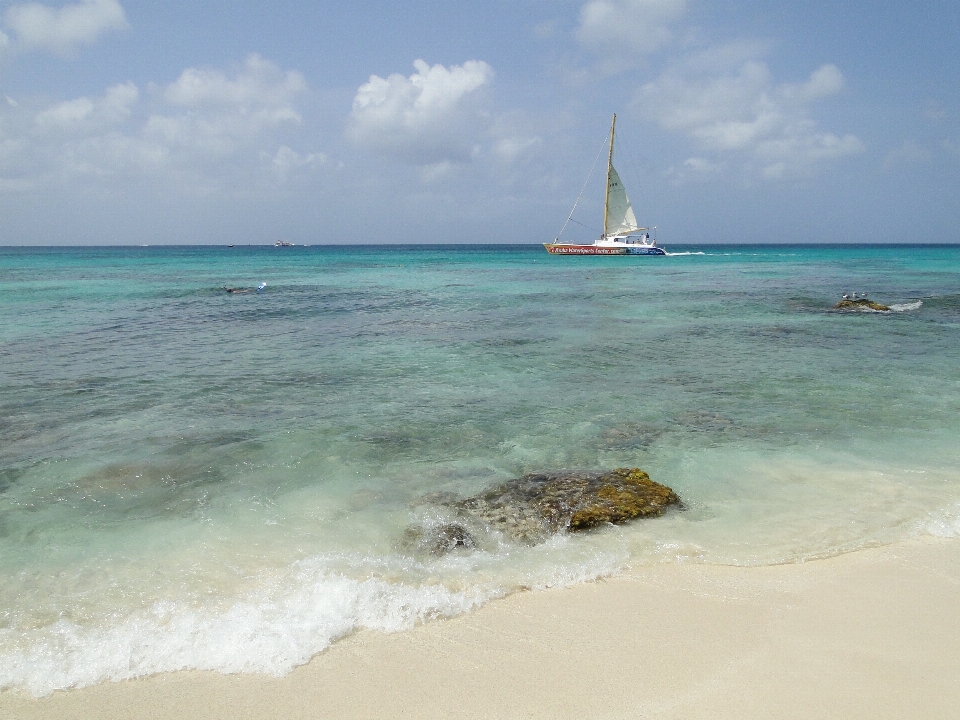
[544,114,666,256]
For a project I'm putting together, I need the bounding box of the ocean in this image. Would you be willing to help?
[2,243,959,695]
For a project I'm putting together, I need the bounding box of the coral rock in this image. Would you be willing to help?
[411,468,680,550]
[402,522,476,556]
[832,298,890,312]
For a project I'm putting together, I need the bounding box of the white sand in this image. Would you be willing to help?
[4,537,959,719]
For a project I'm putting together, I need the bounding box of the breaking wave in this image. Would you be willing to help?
[0,548,624,697]
[890,300,923,312]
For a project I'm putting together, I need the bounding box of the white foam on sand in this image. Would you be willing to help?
[921,502,960,538]
[0,546,625,698]
[0,568,491,697]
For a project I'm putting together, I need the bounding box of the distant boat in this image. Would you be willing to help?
[274,240,295,247]
[544,114,665,256]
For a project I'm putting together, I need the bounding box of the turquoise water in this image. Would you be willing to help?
[2,244,959,694]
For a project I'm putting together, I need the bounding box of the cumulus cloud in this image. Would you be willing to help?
[0,54,319,191]
[683,156,722,175]
[35,81,137,131]
[146,55,307,164]
[638,45,864,178]
[3,0,127,55]
[576,0,686,70]
[348,59,494,165]
[144,54,308,160]
[263,145,328,180]
[779,63,844,103]
[164,54,306,111]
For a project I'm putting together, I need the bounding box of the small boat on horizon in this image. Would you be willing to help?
[274,240,295,247]
[545,114,665,256]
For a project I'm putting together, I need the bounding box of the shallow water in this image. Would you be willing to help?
[2,244,959,694]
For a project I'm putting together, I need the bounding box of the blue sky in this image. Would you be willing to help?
[0,0,957,244]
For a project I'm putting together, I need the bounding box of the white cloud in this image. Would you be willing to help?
[143,54,307,160]
[144,57,306,164]
[35,81,137,131]
[638,46,864,178]
[683,156,721,174]
[348,59,494,165]
[576,0,687,55]
[3,0,127,55]
[663,156,724,184]
[164,54,306,111]
[779,63,844,103]
[494,135,542,164]
[0,54,316,191]
[264,145,327,180]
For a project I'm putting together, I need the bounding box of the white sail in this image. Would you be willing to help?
[605,164,638,235]
[545,112,665,255]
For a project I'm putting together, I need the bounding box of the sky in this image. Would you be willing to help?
[0,0,957,245]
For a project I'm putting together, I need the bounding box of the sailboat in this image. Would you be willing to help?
[544,114,666,256]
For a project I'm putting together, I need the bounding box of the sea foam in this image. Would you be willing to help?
[0,545,625,697]
[0,564,492,697]
[921,502,960,538]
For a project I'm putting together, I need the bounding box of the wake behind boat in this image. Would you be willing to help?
[545,114,665,256]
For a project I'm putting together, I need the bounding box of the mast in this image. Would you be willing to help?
[603,113,616,238]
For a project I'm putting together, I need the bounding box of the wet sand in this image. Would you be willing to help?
[4,537,959,720]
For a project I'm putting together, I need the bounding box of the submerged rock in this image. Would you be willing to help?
[832,298,890,312]
[602,423,662,450]
[402,522,477,556]
[409,468,680,550]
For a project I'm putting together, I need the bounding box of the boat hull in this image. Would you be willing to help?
[543,243,666,256]
[543,244,627,255]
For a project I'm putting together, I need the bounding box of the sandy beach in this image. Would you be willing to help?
[4,536,958,720]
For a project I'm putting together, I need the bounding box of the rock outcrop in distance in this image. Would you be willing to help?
[832,298,890,312]
[404,468,681,556]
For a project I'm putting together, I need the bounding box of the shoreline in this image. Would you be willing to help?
[3,536,959,719]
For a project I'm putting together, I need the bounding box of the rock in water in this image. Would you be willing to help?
[832,298,890,311]
[411,468,680,548]
[565,468,680,529]
[402,522,476,556]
